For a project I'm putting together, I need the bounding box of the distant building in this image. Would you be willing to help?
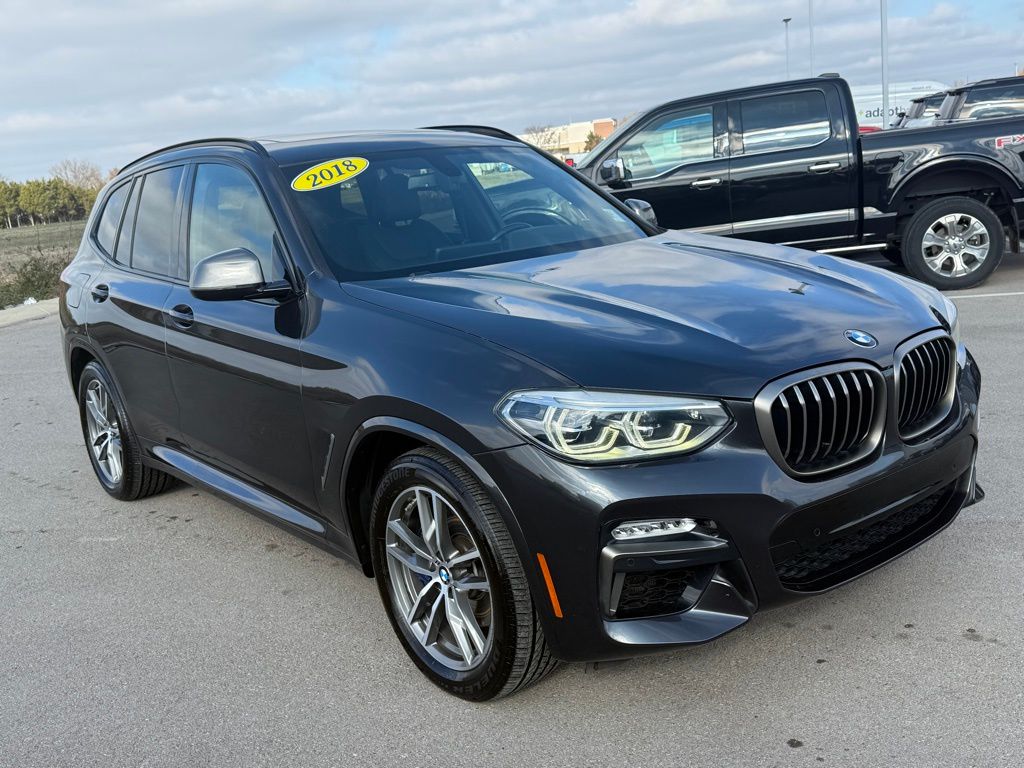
[519,118,617,157]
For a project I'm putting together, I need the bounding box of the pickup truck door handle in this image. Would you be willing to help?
[808,161,842,173]
[90,284,109,302]
[166,304,195,329]
[691,177,723,190]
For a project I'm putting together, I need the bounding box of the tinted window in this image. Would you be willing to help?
[114,181,141,263]
[94,183,130,255]
[739,91,831,152]
[131,166,184,276]
[615,107,714,178]
[284,145,645,279]
[960,84,1024,120]
[189,164,284,281]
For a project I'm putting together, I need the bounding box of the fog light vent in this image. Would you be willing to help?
[611,518,696,541]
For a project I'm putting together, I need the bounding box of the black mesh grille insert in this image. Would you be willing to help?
[774,483,953,591]
[768,368,882,474]
[898,336,955,439]
[615,568,697,619]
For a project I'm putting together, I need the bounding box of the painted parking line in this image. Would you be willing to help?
[947,290,1024,300]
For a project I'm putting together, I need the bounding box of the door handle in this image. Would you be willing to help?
[166,304,194,329]
[90,284,109,302]
[808,161,842,173]
[690,177,723,190]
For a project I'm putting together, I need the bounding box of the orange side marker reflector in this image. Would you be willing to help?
[536,553,563,619]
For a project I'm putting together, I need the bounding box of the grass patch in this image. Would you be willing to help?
[0,220,85,307]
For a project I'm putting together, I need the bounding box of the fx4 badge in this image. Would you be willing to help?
[995,134,1024,149]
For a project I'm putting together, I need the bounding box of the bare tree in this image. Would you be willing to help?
[521,124,560,150]
[50,158,104,192]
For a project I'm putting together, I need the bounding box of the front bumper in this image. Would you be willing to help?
[476,353,981,663]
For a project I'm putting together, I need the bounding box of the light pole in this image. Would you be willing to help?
[880,0,890,128]
[808,0,815,76]
[783,18,792,80]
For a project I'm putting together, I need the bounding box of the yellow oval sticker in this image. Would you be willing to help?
[291,157,369,191]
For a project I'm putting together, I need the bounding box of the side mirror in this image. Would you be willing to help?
[190,248,289,301]
[599,157,626,187]
[624,198,659,228]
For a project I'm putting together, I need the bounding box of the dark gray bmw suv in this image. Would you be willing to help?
[61,129,982,699]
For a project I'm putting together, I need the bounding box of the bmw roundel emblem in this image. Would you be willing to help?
[845,329,877,348]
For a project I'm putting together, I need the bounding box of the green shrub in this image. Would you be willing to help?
[0,254,68,308]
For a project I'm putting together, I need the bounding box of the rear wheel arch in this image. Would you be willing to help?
[890,160,1021,249]
[69,344,96,393]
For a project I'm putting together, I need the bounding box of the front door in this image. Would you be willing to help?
[595,102,732,233]
[162,161,318,512]
[726,86,857,248]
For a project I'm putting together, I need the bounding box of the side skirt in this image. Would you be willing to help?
[148,444,359,565]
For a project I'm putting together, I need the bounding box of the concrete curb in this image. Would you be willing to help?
[0,298,60,329]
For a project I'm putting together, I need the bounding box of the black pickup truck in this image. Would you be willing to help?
[576,75,1024,289]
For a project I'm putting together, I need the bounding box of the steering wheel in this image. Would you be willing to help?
[502,208,575,228]
[489,221,533,241]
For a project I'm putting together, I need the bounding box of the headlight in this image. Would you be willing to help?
[497,390,731,463]
[940,295,967,368]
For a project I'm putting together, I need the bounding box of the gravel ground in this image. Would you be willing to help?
[1,256,1023,767]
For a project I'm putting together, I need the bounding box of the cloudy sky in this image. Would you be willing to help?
[1,0,1021,180]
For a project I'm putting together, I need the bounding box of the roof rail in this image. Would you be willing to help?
[119,137,268,174]
[421,125,527,145]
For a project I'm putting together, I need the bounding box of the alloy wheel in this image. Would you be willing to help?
[384,486,493,671]
[84,379,123,485]
[920,212,990,279]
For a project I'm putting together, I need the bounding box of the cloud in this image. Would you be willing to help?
[0,0,1020,178]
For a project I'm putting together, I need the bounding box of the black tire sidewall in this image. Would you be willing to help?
[77,362,133,498]
[902,197,1004,289]
[370,453,517,699]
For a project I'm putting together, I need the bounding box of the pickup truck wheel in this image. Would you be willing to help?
[902,197,1003,289]
[370,447,558,700]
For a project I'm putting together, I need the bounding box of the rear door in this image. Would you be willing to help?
[726,86,857,248]
[162,160,318,512]
[595,102,732,233]
[85,166,185,445]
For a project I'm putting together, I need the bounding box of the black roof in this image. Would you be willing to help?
[947,75,1024,94]
[120,128,520,175]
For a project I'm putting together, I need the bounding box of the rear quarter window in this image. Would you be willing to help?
[94,183,131,256]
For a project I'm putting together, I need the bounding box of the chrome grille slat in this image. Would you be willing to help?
[896,334,956,440]
[761,364,885,476]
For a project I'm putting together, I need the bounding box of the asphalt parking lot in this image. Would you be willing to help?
[2,256,1023,767]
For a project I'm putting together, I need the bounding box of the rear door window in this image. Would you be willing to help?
[738,91,831,153]
[94,183,130,256]
[614,106,715,179]
[131,166,185,276]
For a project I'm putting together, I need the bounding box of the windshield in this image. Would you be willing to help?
[284,145,647,280]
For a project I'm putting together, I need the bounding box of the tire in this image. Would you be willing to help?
[77,361,175,501]
[900,196,1004,289]
[370,447,558,700]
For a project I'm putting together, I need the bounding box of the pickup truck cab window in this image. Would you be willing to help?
[959,83,1024,121]
[615,106,715,179]
[737,90,831,154]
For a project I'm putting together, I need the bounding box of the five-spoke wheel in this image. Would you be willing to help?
[371,447,558,700]
[385,486,493,670]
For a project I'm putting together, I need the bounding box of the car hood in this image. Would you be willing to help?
[343,233,946,399]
